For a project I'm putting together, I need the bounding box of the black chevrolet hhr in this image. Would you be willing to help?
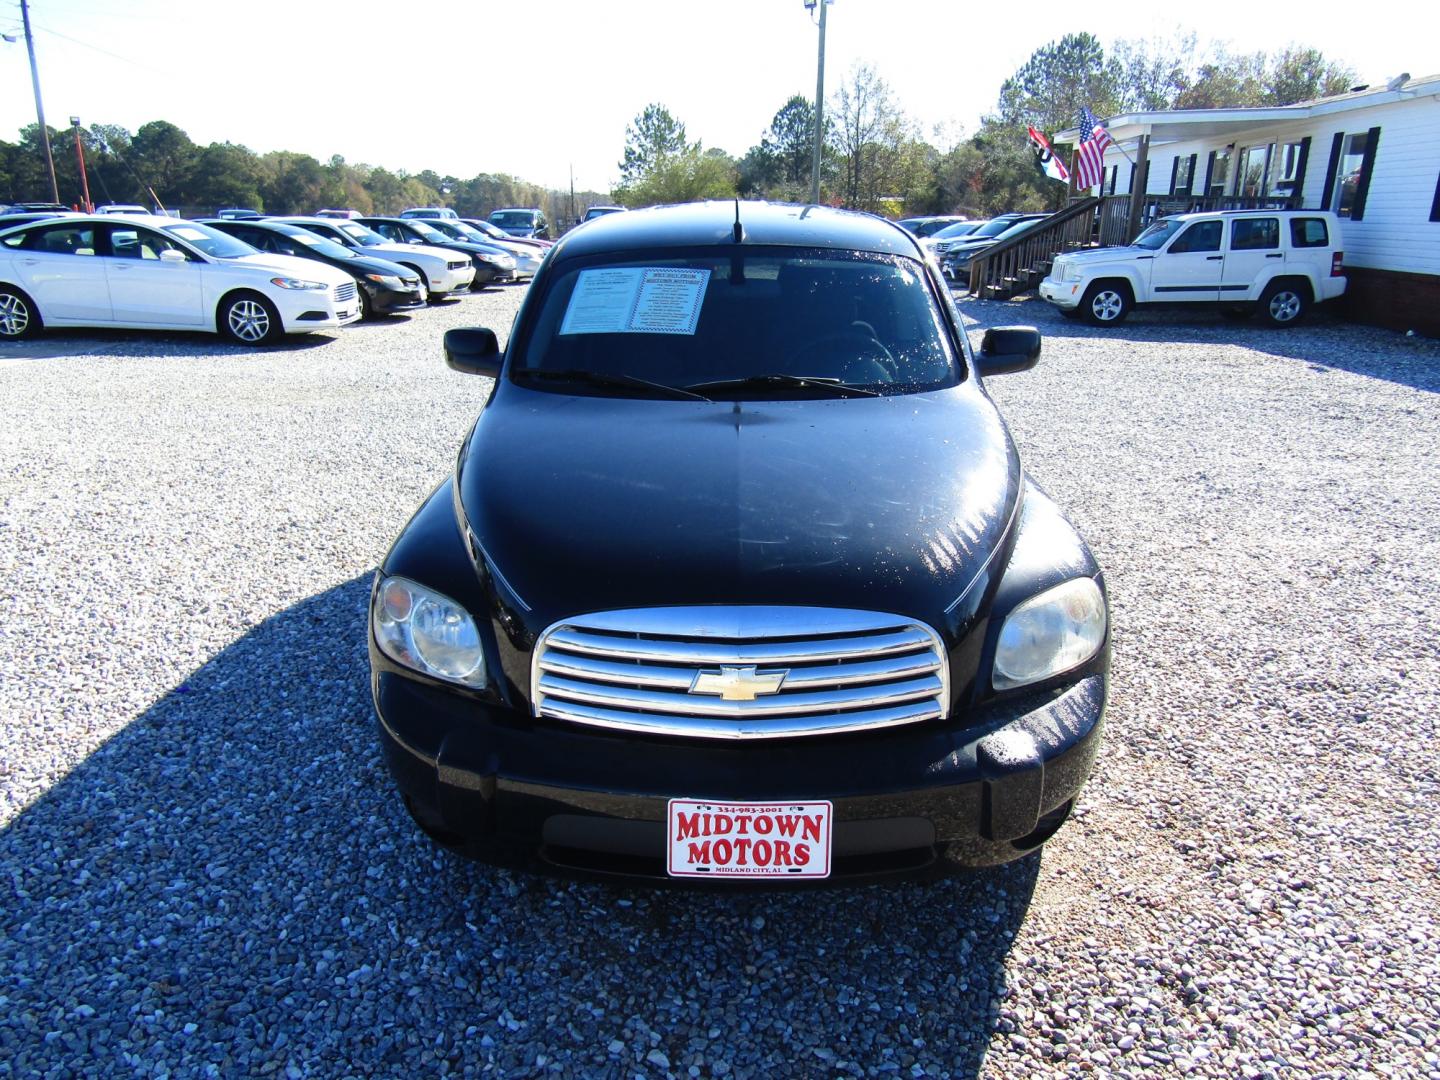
[370,201,1108,883]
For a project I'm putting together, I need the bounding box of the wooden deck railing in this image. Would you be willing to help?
[965,196,1100,298]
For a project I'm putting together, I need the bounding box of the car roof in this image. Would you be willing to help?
[551,201,921,262]
[3,213,191,227]
[202,218,305,233]
[1163,208,1337,221]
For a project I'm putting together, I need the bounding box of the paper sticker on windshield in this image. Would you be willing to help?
[560,267,710,336]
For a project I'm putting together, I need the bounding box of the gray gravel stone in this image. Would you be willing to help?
[1,287,1437,1078]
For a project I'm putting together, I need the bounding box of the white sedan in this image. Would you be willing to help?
[0,215,361,346]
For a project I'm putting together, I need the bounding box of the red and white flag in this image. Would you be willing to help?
[1075,108,1114,189]
[1027,126,1070,184]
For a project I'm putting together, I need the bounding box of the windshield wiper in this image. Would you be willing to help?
[683,374,879,398]
[514,368,712,401]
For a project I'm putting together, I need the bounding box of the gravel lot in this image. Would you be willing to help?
[1,287,1437,1079]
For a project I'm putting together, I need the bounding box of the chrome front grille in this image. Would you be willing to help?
[334,282,357,303]
[532,607,948,740]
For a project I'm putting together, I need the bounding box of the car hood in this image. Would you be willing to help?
[367,242,459,264]
[225,253,354,286]
[459,384,1020,638]
[1053,247,1141,266]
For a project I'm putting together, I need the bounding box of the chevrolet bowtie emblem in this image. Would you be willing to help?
[690,665,788,701]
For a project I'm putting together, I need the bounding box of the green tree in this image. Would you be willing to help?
[619,104,688,185]
[189,142,265,211]
[832,65,921,212]
[615,144,736,207]
[996,33,1122,134]
[1265,47,1354,105]
[129,120,196,206]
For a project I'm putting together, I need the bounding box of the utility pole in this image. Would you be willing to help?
[807,0,829,205]
[71,117,93,212]
[20,0,60,204]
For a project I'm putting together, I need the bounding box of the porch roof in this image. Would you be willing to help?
[1054,73,1440,145]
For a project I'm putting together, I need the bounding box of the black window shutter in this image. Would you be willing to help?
[1202,151,1216,196]
[1291,137,1311,203]
[1430,172,1440,222]
[1129,163,1136,194]
[1351,126,1381,221]
[1186,154,1197,195]
[1168,157,1180,195]
[1320,132,1345,211]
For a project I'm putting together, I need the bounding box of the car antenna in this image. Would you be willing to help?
[732,198,744,243]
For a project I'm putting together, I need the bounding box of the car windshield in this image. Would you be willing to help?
[514,248,960,398]
[970,217,1025,239]
[160,221,256,259]
[447,222,491,242]
[405,221,449,242]
[1133,219,1185,250]
[338,222,388,246]
[993,219,1042,241]
[276,226,355,259]
[931,221,980,240]
[472,220,508,239]
[490,211,534,227]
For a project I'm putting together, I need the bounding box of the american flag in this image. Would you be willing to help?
[1075,108,1114,189]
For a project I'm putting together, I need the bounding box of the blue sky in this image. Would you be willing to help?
[0,0,1414,192]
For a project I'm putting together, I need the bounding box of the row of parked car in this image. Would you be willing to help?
[897,213,1052,281]
[0,204,556,346]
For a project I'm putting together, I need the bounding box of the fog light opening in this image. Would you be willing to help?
[1011,799,1074,852]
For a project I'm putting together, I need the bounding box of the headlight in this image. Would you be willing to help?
[364,273,404,287]
[372,576,486,687]
[1062,263,1083,283]
[992,578,1106,690]
[269,276,329,290]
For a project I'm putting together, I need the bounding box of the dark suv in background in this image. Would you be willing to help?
[488,207,550,240]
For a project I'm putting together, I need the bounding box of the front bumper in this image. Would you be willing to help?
[426,266,477,297]
[1039,276,1082,309]
[274,288,361,333]
[366,283,426,314]
[372,664,1107,883]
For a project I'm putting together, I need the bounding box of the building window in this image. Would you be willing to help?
[1105,164,1117,195]
[1272,142,1303,191]
[1332,130,1378,219]
[1171,155,1194,197]
[1208,148,1231,196]
[1236,145,1273,197]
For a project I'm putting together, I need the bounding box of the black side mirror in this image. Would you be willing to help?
[977,326,1041,377]
[444,327,503,377]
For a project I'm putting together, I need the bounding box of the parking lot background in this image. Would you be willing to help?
[2,294,1437,1078]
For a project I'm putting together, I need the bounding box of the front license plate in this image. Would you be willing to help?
[666,800,832,879]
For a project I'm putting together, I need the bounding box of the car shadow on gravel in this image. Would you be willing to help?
[0,327,338,359]
[958,294,1440,394]
[0,576,1034,1077]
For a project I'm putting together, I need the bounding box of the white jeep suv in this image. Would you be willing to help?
[1040,210,1346,327]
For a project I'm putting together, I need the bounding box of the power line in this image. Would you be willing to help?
[30,20,179,75]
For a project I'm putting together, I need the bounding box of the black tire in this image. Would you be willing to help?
[0,285,41,341]
[217,291,283,346]
[1259,280,1309,327]
[356,282,374,320]
[1079,280,1132,326]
